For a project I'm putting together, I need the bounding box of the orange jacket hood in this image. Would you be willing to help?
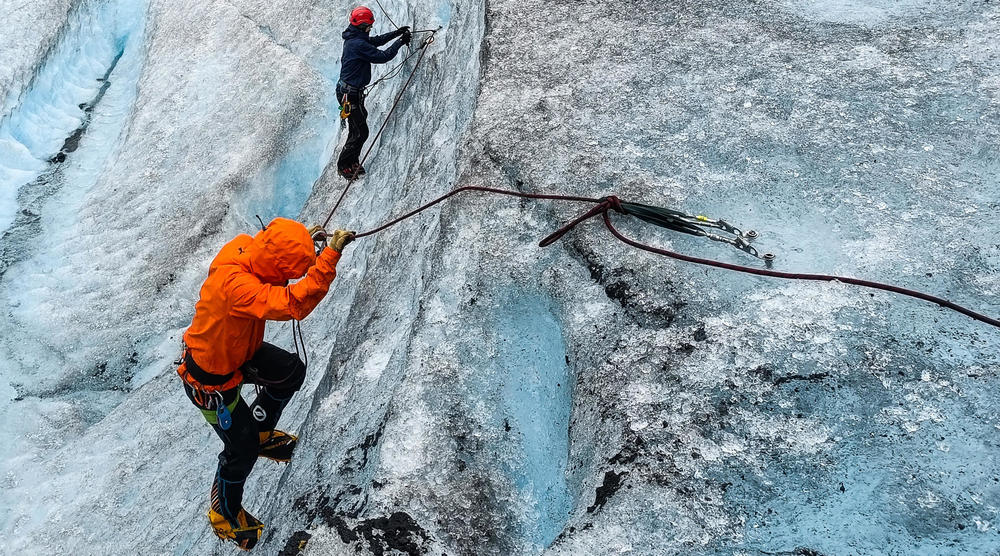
[242,217,317,285]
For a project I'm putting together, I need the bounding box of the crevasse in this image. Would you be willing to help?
[0,0,145,233]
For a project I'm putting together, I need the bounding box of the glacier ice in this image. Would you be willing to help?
[1,0,999,554]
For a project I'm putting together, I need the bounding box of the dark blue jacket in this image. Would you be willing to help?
[339,25,405,88]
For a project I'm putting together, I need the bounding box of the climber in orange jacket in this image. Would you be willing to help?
[177,217,353,550]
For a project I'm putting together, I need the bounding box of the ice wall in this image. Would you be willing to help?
[463,1,1000,554]
[2,0,999,554]
[0,0,74,113]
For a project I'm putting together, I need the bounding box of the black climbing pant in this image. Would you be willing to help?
[337,83,368,173]
[183,342,306,524]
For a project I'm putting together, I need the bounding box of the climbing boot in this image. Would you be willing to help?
[208,507,263,550]
[338,165,357,180]
[339,163,366,180]
[259,430,298,462]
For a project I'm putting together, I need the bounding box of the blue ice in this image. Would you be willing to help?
[437,1,452,25]
[494,293,573,549]
[237,65,341,224]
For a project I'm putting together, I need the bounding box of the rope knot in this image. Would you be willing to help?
[538,196,621,247]
[602,195,624,213]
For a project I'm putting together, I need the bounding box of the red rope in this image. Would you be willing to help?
[355,186,600,238]
[599,211,1000,329]
[345,188,1000,329]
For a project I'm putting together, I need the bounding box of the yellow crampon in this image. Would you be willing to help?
[258,430,298,463]
[208,508,263,551]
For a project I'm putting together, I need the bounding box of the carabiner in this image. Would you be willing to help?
[215,392,232,431]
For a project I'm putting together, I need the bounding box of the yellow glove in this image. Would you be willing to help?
[306,225,327,241]
[328,229,355,253]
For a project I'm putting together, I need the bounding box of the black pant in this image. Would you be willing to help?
[184,343,306,523]
[337,85,368,172]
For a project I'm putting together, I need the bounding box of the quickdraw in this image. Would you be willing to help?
[339,93,351,119]
[610,201,774,262]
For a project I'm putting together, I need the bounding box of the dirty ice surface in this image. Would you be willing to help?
[1,0,999,555]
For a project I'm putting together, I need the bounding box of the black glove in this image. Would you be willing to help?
[400,30,412,46]
[397,25,410,36]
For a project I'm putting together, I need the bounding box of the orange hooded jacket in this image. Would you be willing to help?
[178,218,341,391]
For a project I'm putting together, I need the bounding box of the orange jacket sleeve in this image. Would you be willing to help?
[226,247,341,321]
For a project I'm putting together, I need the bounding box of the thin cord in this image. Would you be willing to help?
[365,45,424,94]
[373,0,398,29]
[293,319,308,369]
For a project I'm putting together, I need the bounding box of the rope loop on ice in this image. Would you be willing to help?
[328,185,1000,330]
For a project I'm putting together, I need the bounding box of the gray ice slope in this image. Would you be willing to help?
[1,0,999,555]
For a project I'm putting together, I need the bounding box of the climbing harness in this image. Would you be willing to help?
[324,186,1000,330]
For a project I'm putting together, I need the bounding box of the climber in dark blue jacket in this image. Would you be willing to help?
[336,6,410,180]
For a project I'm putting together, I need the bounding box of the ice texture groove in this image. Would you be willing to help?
[1,0,1000,554]
[0,0,74,115]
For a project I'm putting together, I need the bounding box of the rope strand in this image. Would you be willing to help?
[365,45,424,95]
[599,211,1000,329]
[373,0,399,29]
[336,186,1000,330]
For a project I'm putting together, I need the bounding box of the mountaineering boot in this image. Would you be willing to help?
[208,507,263,550]
[259,430,298,462]
[210,475,263,550]
[338,163,366,180]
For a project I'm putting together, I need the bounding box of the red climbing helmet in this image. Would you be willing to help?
[350,6,375,26]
